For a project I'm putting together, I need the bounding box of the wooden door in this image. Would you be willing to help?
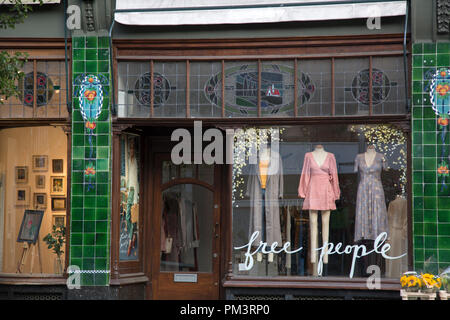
[151,153,221,300]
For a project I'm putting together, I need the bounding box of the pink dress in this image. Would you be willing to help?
[298,152,340,210]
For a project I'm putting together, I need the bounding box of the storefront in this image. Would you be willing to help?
[6,0,450,301]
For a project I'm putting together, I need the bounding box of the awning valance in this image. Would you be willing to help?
[114,0,407,26]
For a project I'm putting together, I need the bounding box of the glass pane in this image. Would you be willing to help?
[119,134,140,261]
[0,126,68,274]
[260,61,295,117]
[197,164,214,185]
[372,56,407,115]
[232,125,408,278]
[190,62,222,117]
[162,160,178,184]
[161,184,213,272]
[153,62,187,118]
[224,61,258,118]
[335,58,370,116]
[117,62,151,118]
[298,59,332,116]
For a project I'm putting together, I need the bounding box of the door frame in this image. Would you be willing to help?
[149,152,222,300]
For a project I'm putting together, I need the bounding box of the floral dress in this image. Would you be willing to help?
[354,152,388,242]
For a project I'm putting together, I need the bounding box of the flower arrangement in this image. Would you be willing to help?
[400,272,421,292]
[420,273,442,293]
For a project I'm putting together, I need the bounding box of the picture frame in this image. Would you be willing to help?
[15,166,28,184]
[51,197,66,211]
[50,176,65,195]
[17,210,44,244]
[33,193,47,210]
[15,186,30,206]
[52,159,64,174]
[52,214,66,228]
[32,155,48,172]
[35,175,45,189]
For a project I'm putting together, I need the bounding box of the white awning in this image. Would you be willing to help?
[114,0,406,26]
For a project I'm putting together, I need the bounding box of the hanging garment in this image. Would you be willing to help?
[354,152,388,242]
[246,151,284,245]
[386,196,408,277]
[161,196,182,270]
[298,152,340,210]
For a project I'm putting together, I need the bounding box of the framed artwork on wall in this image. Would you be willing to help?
[52,159,64,173]
[50,176,65,195]
[52,214,65,228]
[33,193,47,210]
[17,210,44,244]
[15,186,30,206]
[15,166,28,184]
[32,155,48,172]
[35,175,45,189]
[51,197,66,211]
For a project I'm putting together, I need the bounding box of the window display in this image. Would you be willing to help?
[232,124,408,278]
[0,126,67,274]
[119,134,140,261]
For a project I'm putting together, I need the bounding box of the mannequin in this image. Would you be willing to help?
[298,145,340,276]
[354,145,388,242]
[246,143,284,264]
[386,194,408,277]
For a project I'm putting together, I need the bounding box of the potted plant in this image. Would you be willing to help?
[43,225,66,274]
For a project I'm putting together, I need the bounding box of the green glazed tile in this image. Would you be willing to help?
[423,55,436,67]
[73,49,85,60]
[72,159,84,171]
[82,258,95,270]
[425,236,438,248]
[96,221,107,233]
[84,208,95,221]
[95,258,107,270]
[412,68,422,81]
[73,36,85,49]
[86,49,97,60]
[438,236,450,249]
[86,61,98,72]
[95,246,107,258]
[71,195,84,208]
[86,36,97,48]
[424,197,437,209]
[98,48,109,61]
[71,208,83,221]
[439,250,450,263]
[84,221,95,232]
[414,197,424,209]
[95,233,107,245]
[71,246,82,259]
[423,119,436,131]
[414,222,424,235]
[96,208,108,220]
[73,61,85,73]
[437,54,450,67]
[83,246,94,258]
[98,61,109,73]
[413,43,423,54]
[72,183,83,195]
[413,183,424,197]
[424,223,437,235]
[71,233,82,246]
[423,132,437,145]
[413,81,423,93]
[437,42,450,53]
[84,196,96,208]
[412,107,423,118]
[83,233,95,246]
[438,197,450,209]
[81,273,94,286]
[438,223,450,235]
[438,211,450,223]
[98,36,109,48]
[414,249,425,262]
[413,55,423,67]
[424,145,436,157]
[424,43,436,54]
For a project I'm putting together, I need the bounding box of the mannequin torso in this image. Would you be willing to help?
[364,148,377,167]
[311,145,328,167]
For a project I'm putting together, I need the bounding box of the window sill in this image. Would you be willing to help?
[110,272,149,286]
[0,273,66,285]
[223,275,401,291]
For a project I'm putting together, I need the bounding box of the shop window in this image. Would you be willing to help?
[0,126,68,274]
[0,61,68,119]
[119,134,140,261]
[231,124,409,279]
[117,56,406,118]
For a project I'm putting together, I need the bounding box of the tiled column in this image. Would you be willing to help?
[69,35,111,286]
[412,42,450,273]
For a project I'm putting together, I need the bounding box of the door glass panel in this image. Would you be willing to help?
[161,184,213,272]
[162,160,178,184]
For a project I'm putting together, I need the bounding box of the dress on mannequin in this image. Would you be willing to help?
[354,148,388,242]
[298,146,340,275]
[246,148,284,247]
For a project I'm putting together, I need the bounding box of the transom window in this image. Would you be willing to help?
[117,56,406,118]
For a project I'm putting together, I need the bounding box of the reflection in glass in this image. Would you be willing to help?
[161,184,213,272]
[119,134,140,261]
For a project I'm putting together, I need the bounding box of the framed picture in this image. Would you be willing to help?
[50,176,65,195]
[52,159,64,174]
[35,175,45,189]
[33,193,47,210]
[52,214,66,228]
[17,210,44,244]
[15,166,28,184]
[32,155,48,172]
[51,197,66,211]
[15,186,30,206]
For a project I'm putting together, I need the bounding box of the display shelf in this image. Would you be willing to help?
[439,290,449,300]
[400,289,437,300]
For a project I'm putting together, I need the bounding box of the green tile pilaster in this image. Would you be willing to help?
[412,42,450,273]
[69,36,111,286]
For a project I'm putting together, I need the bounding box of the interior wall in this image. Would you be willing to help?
[0,126,67,274]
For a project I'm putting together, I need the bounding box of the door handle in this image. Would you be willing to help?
[213,253,218,258]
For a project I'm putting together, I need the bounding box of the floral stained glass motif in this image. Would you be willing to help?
[19,72,55,107]
[351,68,392,105]
[134,72,171,107]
